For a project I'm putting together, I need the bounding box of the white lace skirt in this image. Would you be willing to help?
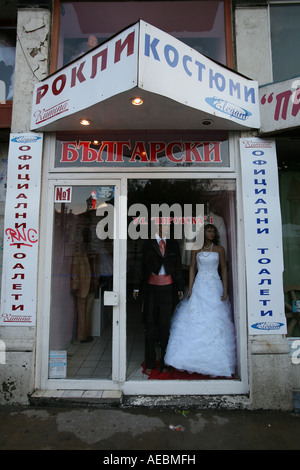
[164,275,237,377]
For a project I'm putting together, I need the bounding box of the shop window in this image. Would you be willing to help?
[48,177,238,381]
[278,141,300,337]
[58,1,228,69]
[270,3,300,82]
[127,178,238,380]
[49,185,114,379]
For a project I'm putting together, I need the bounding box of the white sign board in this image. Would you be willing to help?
[139,21,260,129]
[0,133,43,326]
[49,350,67,378]
[30,22,139,130]
[30,20,260,131]
[240,138,287,335]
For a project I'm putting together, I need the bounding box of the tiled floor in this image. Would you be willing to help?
[67,304,147,380]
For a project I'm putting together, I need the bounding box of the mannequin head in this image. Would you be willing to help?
[157,223,170,239]
[204,224,220,245]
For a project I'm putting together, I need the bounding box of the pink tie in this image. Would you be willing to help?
[159,239,165,257]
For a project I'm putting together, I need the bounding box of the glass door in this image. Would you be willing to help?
[125,177,239,384]
[46,181,121,384]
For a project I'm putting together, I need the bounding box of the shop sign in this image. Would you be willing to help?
[259,77,300,134]
[30,20,260,131]
[240,138,287,335]
[30,22,139,131]
[0,133,43,326]
[140,22,260,129]
[54,186,72,203]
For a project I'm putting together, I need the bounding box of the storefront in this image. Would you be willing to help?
[0,1,292,408]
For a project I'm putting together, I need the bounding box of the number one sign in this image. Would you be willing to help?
[55,186,72,203]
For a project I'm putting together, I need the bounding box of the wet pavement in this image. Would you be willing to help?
[0,404,299,451]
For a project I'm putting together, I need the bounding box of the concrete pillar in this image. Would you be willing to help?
[11,8,51,132]
[235,7,273,85]
[249,335,293,410]
[0,8,51,405]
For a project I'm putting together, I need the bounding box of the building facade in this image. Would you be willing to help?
[0,0,299,409]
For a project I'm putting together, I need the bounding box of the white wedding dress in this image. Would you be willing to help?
[164,251,236,377]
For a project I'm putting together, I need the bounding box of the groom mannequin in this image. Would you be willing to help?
[133,223,184,374]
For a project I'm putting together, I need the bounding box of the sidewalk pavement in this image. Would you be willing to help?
[0,404,299,451]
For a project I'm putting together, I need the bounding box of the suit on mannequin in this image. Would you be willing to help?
[71,251,100,342]
[133,224,184,374]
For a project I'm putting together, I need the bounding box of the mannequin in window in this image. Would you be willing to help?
[71,227,100,343]
[133,222,184,374]
[164,224,236,377]
[182,202,227,266]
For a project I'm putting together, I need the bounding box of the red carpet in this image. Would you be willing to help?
[141,362,233,380]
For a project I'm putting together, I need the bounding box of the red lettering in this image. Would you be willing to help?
[97,141,114,162]
[90,49,108,79]
[113,141,130,162]
[274,90,292,121]
[184,142,203,162]
[71,62,86,87]
[52,74,66,96]
[13,253,26,259]
[18,164,30,170]
[12,263,25,270]
[203,142,221,162]
[129,142,148,162]
[18,155,32,160]
[61,141,79,162]
[18,146,31,151]
[114,31,135,63]
[79,141,98,162]
[5,227,38,247]
[12,305,24,311]
[149,142,165,162]
[36,84,48,104]
[27,229,38,244]
[58,140,225,165]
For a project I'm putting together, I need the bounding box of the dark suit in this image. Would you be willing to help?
[134,237,184,369]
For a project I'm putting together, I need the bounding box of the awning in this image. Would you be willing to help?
[30,20,260,132]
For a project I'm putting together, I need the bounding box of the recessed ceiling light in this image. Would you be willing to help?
[131,97,143,106]
[80,119,91,126]
[201,119,213,126]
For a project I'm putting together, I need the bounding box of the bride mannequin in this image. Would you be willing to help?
[187,224,227,301]
[164,224,236,378]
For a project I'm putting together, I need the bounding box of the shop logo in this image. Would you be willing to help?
[1,313,31,324]
[205,97,252,121]
[34,100,69,124]
[251,322,285,331]
[242,140,272,149]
